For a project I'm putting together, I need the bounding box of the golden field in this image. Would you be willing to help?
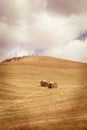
[0,56,87,130]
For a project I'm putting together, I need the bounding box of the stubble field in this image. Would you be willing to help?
[0,56,87,130]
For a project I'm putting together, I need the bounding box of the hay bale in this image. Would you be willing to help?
[48,82,57,89]
[40,80,48,87]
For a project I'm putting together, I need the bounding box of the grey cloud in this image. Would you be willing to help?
[47,0,87,15]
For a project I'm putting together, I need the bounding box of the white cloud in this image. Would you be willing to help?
[44,39,87,62]
[0,0,87,62]
[7,46,35,58]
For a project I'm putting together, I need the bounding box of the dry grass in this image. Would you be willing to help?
[0,56,87,130]
[2,56,87,68]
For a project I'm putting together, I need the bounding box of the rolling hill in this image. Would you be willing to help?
[0,56,87,130]
[2,56,87,68]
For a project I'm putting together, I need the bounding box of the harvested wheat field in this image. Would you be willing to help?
[0,56,87,130]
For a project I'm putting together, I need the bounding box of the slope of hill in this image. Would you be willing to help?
[0,56,87,130]
[2,56,87,68]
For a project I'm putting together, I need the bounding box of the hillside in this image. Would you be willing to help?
[2,56,87,68]
[0,56,87,130]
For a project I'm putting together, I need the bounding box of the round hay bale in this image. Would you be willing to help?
[40,80,48,87]
[48,82,57,89]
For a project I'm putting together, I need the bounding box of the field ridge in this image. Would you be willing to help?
[1,56,87,68]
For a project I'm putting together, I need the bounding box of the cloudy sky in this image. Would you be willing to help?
[0,0,87,62]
